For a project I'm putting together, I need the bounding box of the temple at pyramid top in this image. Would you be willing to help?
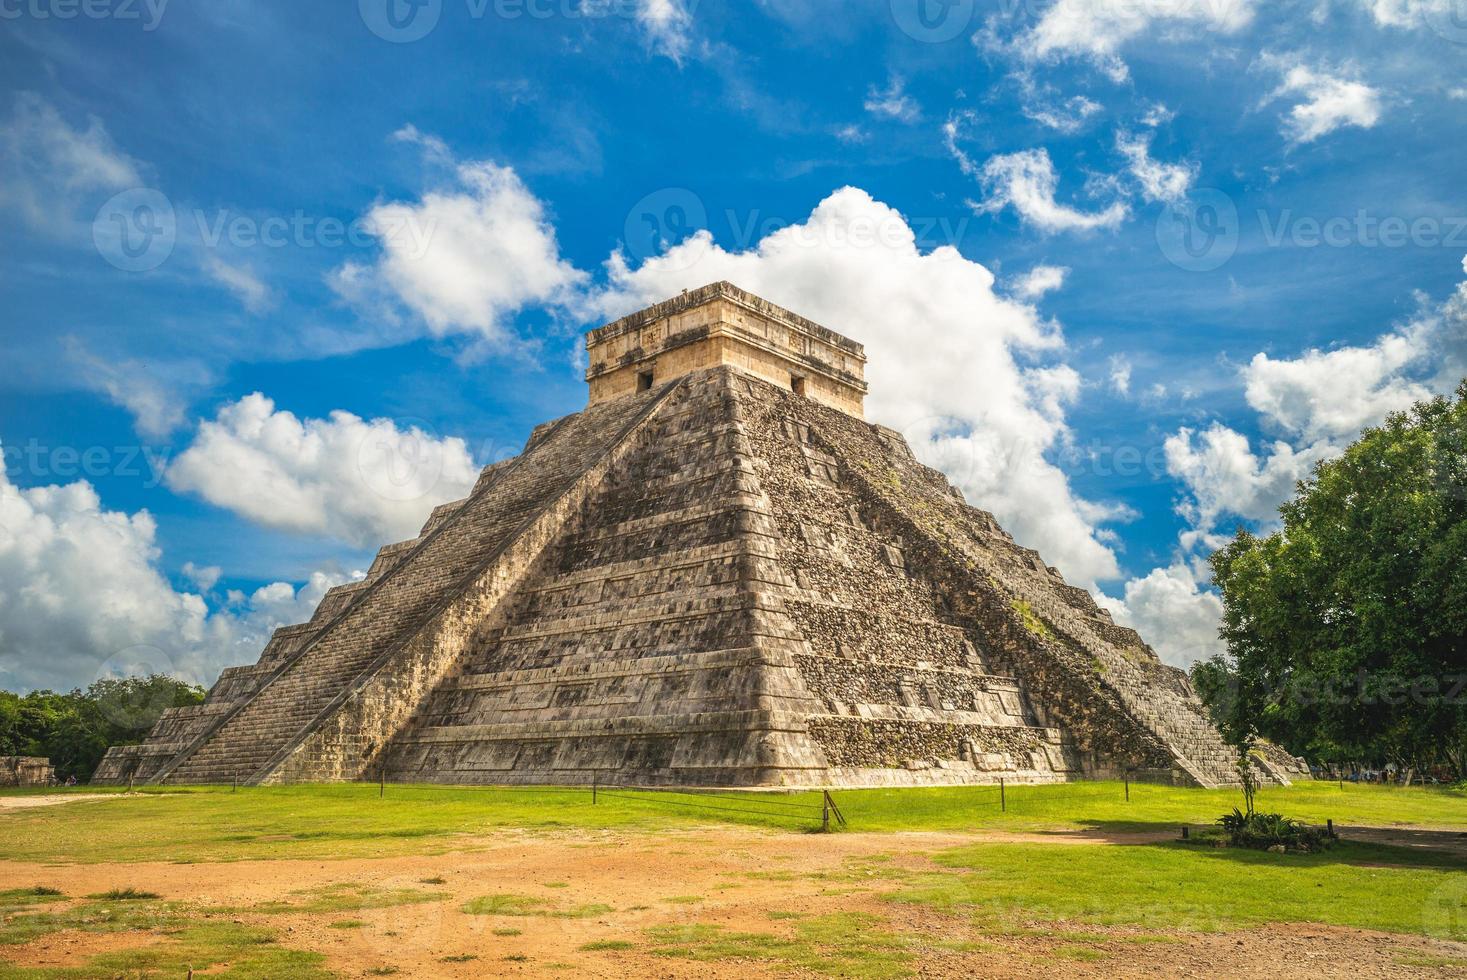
[586,281,869,418]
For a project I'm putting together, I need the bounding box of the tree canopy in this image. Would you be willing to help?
[0,675,205,782]
[1194,382,1467,780]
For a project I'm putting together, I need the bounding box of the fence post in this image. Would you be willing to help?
[1000,778,1006,813]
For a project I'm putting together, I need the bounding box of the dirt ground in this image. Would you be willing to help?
[3,822,1467,978]
[0,794,115,811]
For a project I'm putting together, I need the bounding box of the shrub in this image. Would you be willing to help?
[1217,809,1337,853]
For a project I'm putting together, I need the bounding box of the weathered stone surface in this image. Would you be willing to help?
[0,757,55,787]
[96,284,1296,789]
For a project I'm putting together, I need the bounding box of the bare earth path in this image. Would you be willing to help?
[0,794,116,811]
[3,824,1466,978]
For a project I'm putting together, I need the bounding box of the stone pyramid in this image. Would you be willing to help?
[97,282,1280,789]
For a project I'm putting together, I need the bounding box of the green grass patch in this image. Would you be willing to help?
[645,912,920,979]
[893,839,1467,939]
[0,910,329,979]
[462,893,610,919]
[0,889,66,914]
[248,882,437,915]
[87,887,160,901]
[0,782,1460,864]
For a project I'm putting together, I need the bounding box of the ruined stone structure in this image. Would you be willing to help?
[97,282,1263,789]
[0,757,55,787]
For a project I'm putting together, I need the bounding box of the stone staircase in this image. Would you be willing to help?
[150,386,673,785]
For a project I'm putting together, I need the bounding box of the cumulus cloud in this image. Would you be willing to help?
[0,92,142,232]
[584,186,1128,589]
[0,450,357,692]
[167,393,481,547]
[1116,131,1196,204]
[969,148,1130,234]
[1010,0,1258,80]
[863,76,921,123]
[1261,57,1383,145]
[1010,264,1070,300]
[1108,561,1226,667]
[635,0,695,62]
[331,137,586,348]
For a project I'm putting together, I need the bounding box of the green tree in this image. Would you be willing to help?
[1197,382,1467,781]
[0,675,205,782]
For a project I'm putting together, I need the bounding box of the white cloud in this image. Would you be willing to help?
[1108,354,1133,396]
[181,562,222,592]
[1010,71,1103,134]
[1165,423,1327,544]
[167,393,481,548]
[1116,131,1196,204]
[1010,264,1070,299]
[1243,329,1438,444]
[204,256,275,314]
[1011,0,1257,80]
[1362,0,1454,27]
[1262,57,1382,145]
[0,449,357,692]
[863,76,921,123]
[969,148,1130,234]
[63,338,212,440]
[0,93,142,232]
[331,145,586,347]
[585,186,1127,589]
[635,0,695,62]
[1140,102,1176,127]
[1106,561,1226,667]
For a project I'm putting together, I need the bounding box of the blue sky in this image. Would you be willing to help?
[1,0,1465,691]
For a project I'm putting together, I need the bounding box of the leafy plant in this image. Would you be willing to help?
[1217,809,1336,853]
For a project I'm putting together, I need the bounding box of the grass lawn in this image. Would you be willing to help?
[0,781,1462,864]
[889,840,1467,939]
[0,782,1464,977]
